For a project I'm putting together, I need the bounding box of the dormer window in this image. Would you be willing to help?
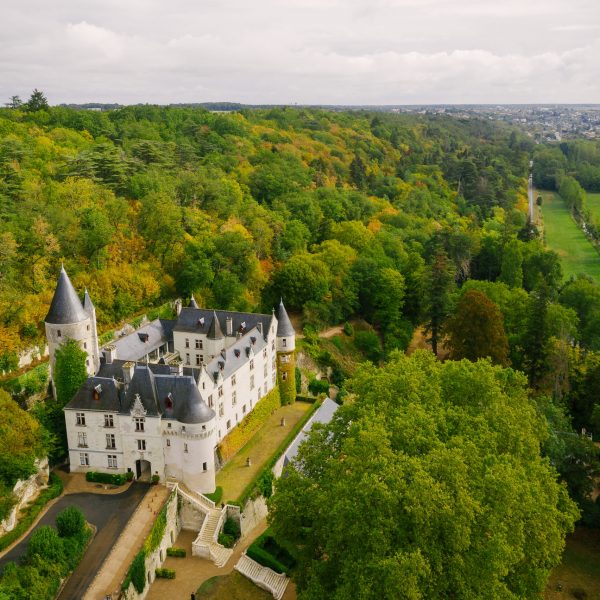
[165,394,173,410]
[234,349,240,358]
[199,317,205,326]
[250,336,256,346]
[250,359,254,370]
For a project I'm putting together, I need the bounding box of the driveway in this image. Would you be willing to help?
[0,482,149,599]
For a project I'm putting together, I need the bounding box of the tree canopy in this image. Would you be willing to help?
[269,352,578,600]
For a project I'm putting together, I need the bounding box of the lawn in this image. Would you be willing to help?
[586,192,600,221]
[216,401,313,503]
[197,572,272,599]
[540,191,600,282]
[545,527,600,599]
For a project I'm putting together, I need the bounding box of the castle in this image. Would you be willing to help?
[45,267,296,494]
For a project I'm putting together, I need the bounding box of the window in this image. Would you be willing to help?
[218,386,223,398]
[106,434,116,449]
[195,339,203,349]
[272,373,276,384]
[182,425,186,432]
[83,342,87,349]
[226,419,231,430]
[87,324,90,331]
[78,432,87,447]
[167,422,172,429]
[107,455,117,469]
[263,349,267,359]
[264,364,268,377]
[135,418,145,432]
[184,443,188,453]
[283,338,287,347]
[137,439,146,451]
[185,338,190,348]
[196,354,201,366]
[166,439,170,447]
[104,414,114,428]
[186,353,190,365]
[249,359,254,370]
[76,412,86,426]
[250,375,254,390]
[58,329,62,338]
[202,462,207,471]
[208,394,213,408]
[86,359,89,367]
[272,341,275,350]
[219,403,224,417]
[232,391,237,406]
[80,453,89,466]
[242,404,247,414]
[282,372,288,381]
[231,374,236,386]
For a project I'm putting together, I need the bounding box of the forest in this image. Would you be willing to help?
[2,97,600,596]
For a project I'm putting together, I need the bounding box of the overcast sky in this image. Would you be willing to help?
[1,0,599,105]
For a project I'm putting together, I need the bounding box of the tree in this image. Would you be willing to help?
[269,352,578,599]
[53,339,87,406]
[56,506,85,538]
[423,250,455,356]
[349,154,367,190]
[26,89,49,112]
[5,96,22,109]
[522,282,552,389]
[445,290,510,365]
[499,238,523,288]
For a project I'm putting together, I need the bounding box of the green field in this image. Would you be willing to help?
[586,192,600,220]
[540,191,600,282]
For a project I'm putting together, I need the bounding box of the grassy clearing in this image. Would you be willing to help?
[197,572,271,599]
[216,401,312,503]
[586,192,600,221]
[545,527,600,599]
[540,191,600,282]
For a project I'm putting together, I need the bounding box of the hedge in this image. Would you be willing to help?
[218,532,235,548]
[155,568,176,579]
[246,544,289,574]
[86,471,133,486]
[217,387,281,463]
[0,472,63,552]
[235,399,322,507]
[205,486,223,505]
[166,547,186,557]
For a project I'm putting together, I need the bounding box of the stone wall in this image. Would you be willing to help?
[0,457,49,536]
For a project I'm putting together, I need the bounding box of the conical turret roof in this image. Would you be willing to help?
[83,288,95,313]
[207,311,224,339]
[45,267,88,324]
[189,295,199,309]
[277,299,294,337]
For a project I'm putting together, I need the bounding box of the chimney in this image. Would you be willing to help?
[257,322,263,336]
[226,317,233,336]
[123,361,135,385]
[175,299,182,316]
[104,344,117,364]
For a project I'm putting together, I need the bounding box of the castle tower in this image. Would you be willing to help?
[82,288,100,373]
[45,266,99,386]
[276,299,296,405]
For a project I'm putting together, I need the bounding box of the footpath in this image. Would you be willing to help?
[83,484,169,600]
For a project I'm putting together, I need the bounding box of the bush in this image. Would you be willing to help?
[354,330,382,363]
[218,532,235,548]
[223,517,241,540]
[205,486,223,504]
[166,547,186,557]
[308,377,329,396]
[246,544,289,574]
[151,474,160,484]
[343,321,354,336]
[155,568,176,579]
[129,550,147,593]
[257,469,274,498]
[85,471,129,485]
[56,506,85,538]
[27,526,65,567]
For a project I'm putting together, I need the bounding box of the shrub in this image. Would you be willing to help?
[56,506,85,538]
[308,377,329,396]
[205,486,223,504]
[129,550,146,593]
[218,533,235,548]
[151,474,160,484]
[155,568,176,579]
[257,469,274,499]
[246,544,289,574]
[166,547,186,557]
[343,321,354,336]
[354,330,382,362]
[27,526,65,568]
[223,517,241,540]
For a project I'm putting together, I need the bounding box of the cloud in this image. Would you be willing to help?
[0,0,598,103]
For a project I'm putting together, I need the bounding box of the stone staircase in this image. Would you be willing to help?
[167,479,233,567]
[235,553,289,600]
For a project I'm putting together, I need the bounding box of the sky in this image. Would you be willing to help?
[1,0,599,105]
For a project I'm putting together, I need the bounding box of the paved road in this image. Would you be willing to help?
[528,173,534,222]
[0,482,149,600]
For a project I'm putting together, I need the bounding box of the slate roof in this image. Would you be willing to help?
[277,300,295,337]
[82,289,95,314]
[109,319,175,362]
[207,311,224,340]
[45,267,89,324]
[174,307,274,339]
[96,357,201,383]
[189,295,199,309]
[65,377,123,412]
[283,398,339,468]
[124,366,160,415]
[204,326,266,383]
[155,376,215,424]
